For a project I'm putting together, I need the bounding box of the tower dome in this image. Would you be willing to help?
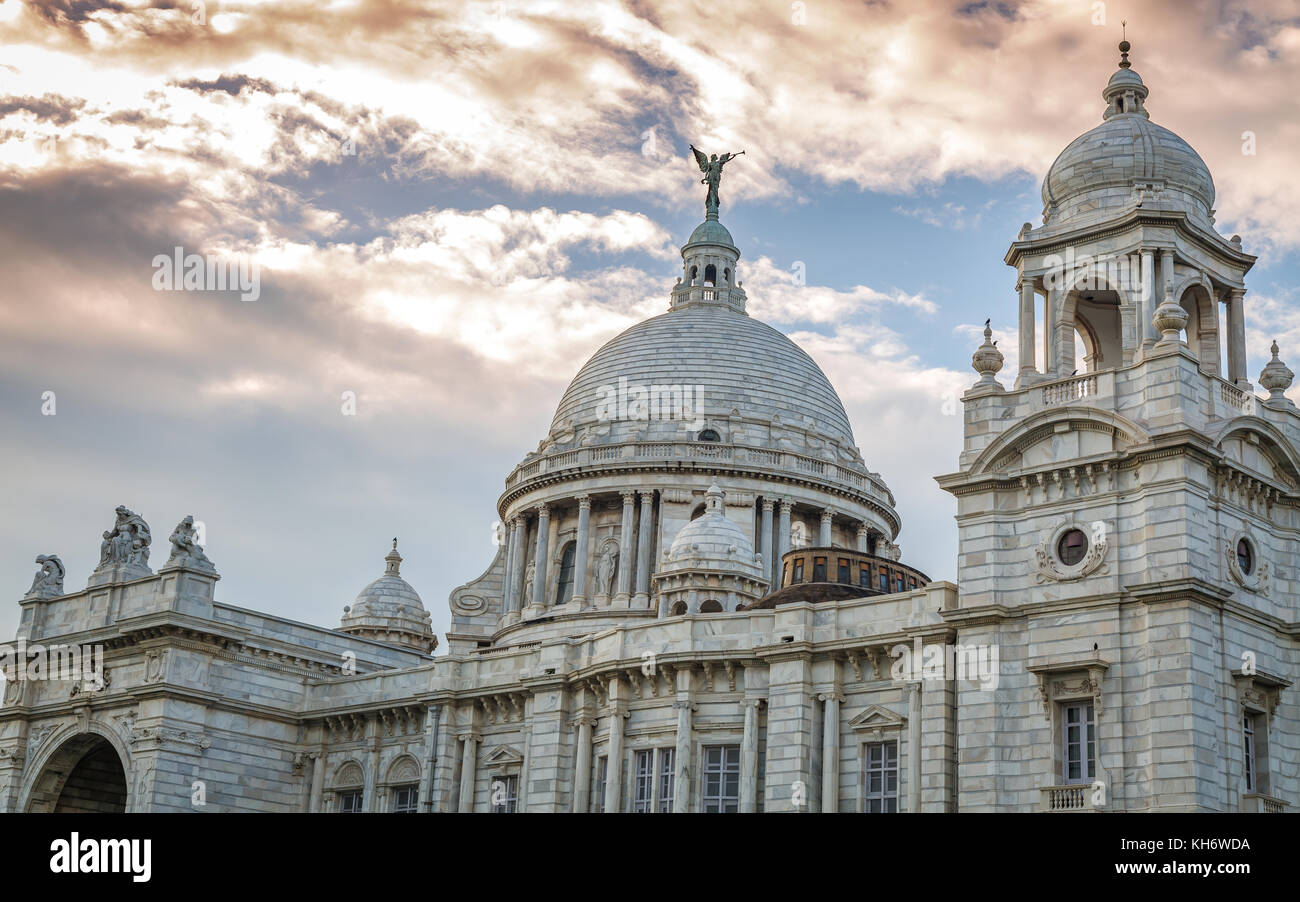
[340,540,437,653]
[1041,40,1215,231]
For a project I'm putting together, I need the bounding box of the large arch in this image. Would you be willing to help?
[1054,268,1132,375]
[1177,280,1221,375]
[24,731,129,813]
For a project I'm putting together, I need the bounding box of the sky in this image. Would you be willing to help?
[2,0,1300,648]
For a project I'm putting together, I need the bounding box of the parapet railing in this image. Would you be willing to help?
[504,441,892,503]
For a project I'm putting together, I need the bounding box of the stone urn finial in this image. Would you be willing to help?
[1259,339,1294,401]
[971,319,1005,389]
[1152,290,1188,343]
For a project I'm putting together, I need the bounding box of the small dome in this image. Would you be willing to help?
[662,483,763,578]
[1041,43,1214,229]
[685,219,736,249]
[339,540,436,653]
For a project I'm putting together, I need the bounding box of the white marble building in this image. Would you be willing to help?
[0,42,1294,813]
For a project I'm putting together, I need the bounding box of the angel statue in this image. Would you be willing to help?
[690,144,745,217]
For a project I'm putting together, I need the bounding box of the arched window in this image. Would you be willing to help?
[690,265,698,283]
[699,599,723,613]
[724,268,731,285]
[697,428,720,442]
[555,542,576,604]
[670,601,688,616]
[704,264,717,286]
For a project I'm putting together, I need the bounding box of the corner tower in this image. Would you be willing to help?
[938,40,1298,813]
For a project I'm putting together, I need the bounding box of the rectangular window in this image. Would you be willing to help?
[633,750,654,813]
[895,572,905,592]
[1244,713,1257,793]
[837,559,850,584]
[701,745,741,813]
[813,557,827,582]
[793,560,804,582]
[594,756,608,813]
[657,748,676,812]
[864,741,899,813]
[1061,702,1097,784]
[391,784,419,813]
[491,774,518,813]
[879,566,889,592]
[859,566,870,588]
[338,789,364,813]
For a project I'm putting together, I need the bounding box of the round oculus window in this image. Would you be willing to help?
[1236,539,1254,575]
[1057,529,1089,567]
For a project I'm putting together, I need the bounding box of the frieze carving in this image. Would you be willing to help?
[27,723,57,758]
[129,726,211,751]
[69,667,110,697]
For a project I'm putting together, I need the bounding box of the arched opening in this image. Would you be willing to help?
[27,734,127,813]
[1179,284,1219,373]
[704,264,717,287]
[1066,287,1121,374]
[670,601,688,616]
[690,503,706,522]
[699,599,723,613]
[697,428,720,442]
[555,541,576,605]
[723,268,731,286]
[689,265,698,284]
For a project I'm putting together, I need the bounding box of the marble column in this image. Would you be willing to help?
[614,491,635,607]
[308,750,326,812]
[856,523,869,553]
[1018,278,1036,378]
[633,491,654,607]
[604,675,627,813]
[500,521,515,615]
[820,693,842,813]
[907,681,922,813]
[506,516,524,616]
[1228,288,1248,386]
[365,723,381,813]
[420,704,440,813]
[776,501,792,564]
[572,495,591,608]
[529,503,549,611]
[673,669,694,812]
[741,699,763,813]
[573,714,595,813]
[1044,286,1057,372]
[760,500,775,587]
[457,733,479,813]
[818,509,833,547]
[1140,249,1157,348]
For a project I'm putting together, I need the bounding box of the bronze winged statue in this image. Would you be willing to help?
[690,144,744,218]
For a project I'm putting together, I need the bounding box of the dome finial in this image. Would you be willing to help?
[1118,22,1130,68]
[384,538,402,575]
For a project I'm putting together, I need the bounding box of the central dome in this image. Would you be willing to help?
[548,303,858,454]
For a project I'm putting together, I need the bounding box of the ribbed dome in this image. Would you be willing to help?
[662,483,763,578]
[1042,116,1214,225]
[340,541,436,653]
[547,303,858,452]
[1041,47,1215,229]
[685,219,735,249]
